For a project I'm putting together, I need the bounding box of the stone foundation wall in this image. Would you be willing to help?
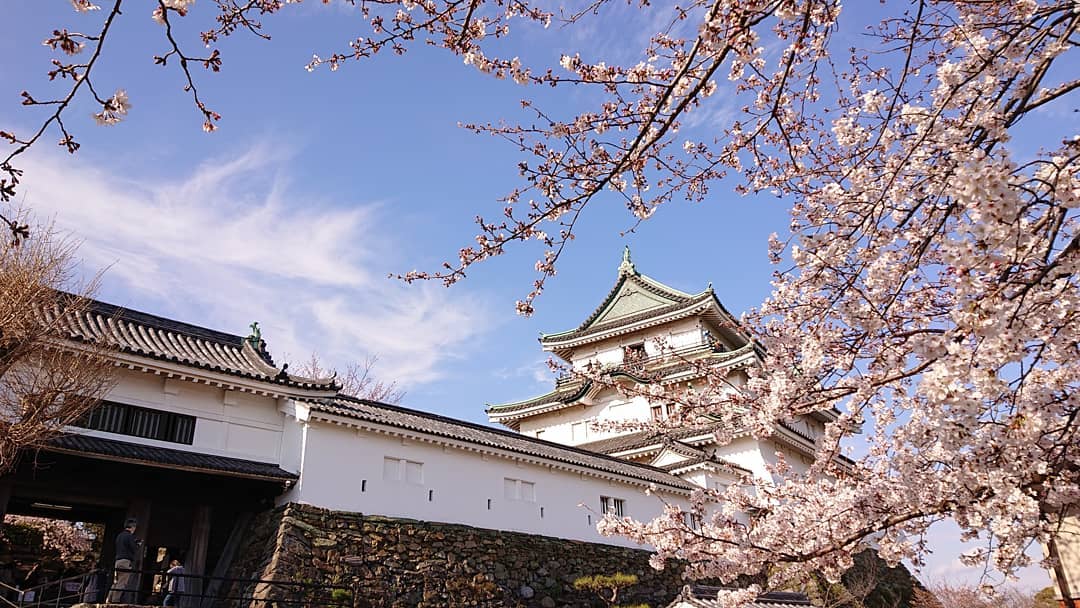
[227,503,681,608]
[226,503,923,608]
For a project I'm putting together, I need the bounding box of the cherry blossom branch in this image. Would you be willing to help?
[0,0,125,241]
[154,1,223,132]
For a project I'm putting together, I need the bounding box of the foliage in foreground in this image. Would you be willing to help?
[1,515,102,586]
[0,222,113,474]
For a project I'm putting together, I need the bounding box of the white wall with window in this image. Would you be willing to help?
[287,419,697,548]
[504,478,536,502]
[67,367,288,465]
[682,511,702,531]
[384,457,424,484]
[600,496,626,517]
[516,390,659,447]
[567,318,704,370]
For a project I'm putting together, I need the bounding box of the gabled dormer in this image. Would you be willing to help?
[538,247,752,365]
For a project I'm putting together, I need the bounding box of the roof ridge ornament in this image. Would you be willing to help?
[618,245,637,276]
[245,321,278,366]
[247,321,261,348]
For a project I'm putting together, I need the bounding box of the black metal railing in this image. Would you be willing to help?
[0,568,356,608]
[0,580,24,608]
[0,571,101,608]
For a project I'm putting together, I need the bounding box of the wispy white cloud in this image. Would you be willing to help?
[309,289,484,388]
[18,143,490,386]
[492,356,556,387]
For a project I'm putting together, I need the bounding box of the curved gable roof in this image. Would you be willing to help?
[540,255,706,345]
[48,295,338,392]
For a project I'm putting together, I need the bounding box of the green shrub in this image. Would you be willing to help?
[330,588,352,605]
[573,573,648,608]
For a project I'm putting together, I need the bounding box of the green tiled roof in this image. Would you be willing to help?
[540,267,709,344]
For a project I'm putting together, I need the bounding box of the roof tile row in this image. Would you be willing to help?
[49,297,336,391]
[47,434,297,481]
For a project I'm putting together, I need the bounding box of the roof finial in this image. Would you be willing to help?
[246,321,261,348]
[618,245,637,276]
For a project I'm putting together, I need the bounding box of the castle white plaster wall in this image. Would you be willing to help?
[703,471,734,491]
[69,367,286,463]
[517,402,601,444]
[278,414,306,475]
[712,436,769,480]
[286,421,693,548]
[567,318,703,369]
[517,389,662,446]
[681,469,709,489]
[711,436,815,482]
[517,381,744,449]
[762,440,813,476]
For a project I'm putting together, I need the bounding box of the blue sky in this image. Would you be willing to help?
[0,0,1063,592]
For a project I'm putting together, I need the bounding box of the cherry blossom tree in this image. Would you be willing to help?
[2,515,98,564]
[1,515,102,586]
[1,0,1077,603]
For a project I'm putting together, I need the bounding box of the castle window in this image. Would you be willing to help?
[504,478,536,502]
[600,496,625,517]
[383,457,423,484]
[383,457,398,480]
[571,422,587,442]
[76,400,195,445]
[683,512,702,531]
[623,343,646,363]
[651,404,676,421]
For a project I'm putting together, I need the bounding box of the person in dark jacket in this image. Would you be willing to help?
[107,519,140,604]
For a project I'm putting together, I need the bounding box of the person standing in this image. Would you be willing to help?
[162,559,185,607]
[107,519,140,604]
